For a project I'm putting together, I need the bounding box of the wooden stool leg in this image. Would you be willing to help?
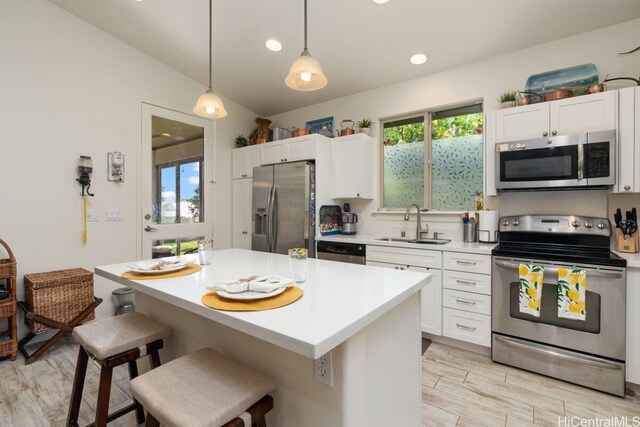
[145,413,160,427]
[66,346,89,427]
[128,360,146,424]
[149,348,161,368]
[94,365,113,427]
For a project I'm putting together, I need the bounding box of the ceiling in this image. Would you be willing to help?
[152,116,203,150]
[48,0,640,117]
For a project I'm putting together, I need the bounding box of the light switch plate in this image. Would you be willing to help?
[105,209,124,221]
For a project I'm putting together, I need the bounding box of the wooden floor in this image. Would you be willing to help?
[421,341,640,426]
[0,338,638,426]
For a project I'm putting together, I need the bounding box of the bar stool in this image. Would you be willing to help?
[66,312,172,427]
[130,347,274,427]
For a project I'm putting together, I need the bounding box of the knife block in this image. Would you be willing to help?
[615,229,638,253]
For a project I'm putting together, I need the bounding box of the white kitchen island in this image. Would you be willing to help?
[95,249,431,427]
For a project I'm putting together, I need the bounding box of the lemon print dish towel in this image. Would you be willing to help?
[519,264,544,317]
[557,267,587,321]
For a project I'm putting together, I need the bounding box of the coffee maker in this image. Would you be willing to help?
[341,204,358,235]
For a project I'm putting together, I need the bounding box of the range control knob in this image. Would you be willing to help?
[597,222,607,230]
[584,221,594,229]
[513,219,520,226]
[515,143,522,149]
[571,220,580,228]
[521,144,526,149]
[502,220,510,226]
[509,144,515,150]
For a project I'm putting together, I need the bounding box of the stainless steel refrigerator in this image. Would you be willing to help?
[252,162,315,257]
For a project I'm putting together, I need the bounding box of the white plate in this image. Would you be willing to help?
[216,286,287,301]
[130,261,189,275]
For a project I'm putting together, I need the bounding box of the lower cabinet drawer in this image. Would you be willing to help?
[442,270,491,295]
[442,289,491,315]
[442,308,491,347]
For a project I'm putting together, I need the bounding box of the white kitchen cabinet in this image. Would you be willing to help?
[442,251,492,347]
[495,91,617,143]
[366,245,442,336]
[483,111,497,197]
[627,267,640,384]
[332,133,374,199]
[617,87,639,193]
[232,146,260,179]
[232,178,252,249]
[259,135,322,165]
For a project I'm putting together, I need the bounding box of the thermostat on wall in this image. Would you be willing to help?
[108,152,124,182]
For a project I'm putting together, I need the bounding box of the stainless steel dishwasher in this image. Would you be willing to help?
[316,241,366,264]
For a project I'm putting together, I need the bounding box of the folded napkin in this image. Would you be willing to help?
[519,264,544,317]
[128,258,186,271]
[557,267,587,321]
[207,275,293,294]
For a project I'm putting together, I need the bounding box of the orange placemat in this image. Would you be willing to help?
[121,263,202,280]
[201,286,304,311]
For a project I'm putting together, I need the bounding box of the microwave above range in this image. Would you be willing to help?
[495,130,616,191]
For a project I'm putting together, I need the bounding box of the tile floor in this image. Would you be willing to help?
[0,338,638,426]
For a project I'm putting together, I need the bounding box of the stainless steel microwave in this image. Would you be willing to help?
[495,130,616,191]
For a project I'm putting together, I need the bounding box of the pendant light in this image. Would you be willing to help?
[285,0,327,91]
[193,0,227,118]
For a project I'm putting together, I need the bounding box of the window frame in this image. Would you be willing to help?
[378,100,484,212]
[154,156,204,224]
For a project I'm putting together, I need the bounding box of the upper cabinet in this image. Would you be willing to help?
[232,146,260,179]
[332,133,374,199]
[259,134,329,165]
[495,91,617,142]
[617,87,639,193]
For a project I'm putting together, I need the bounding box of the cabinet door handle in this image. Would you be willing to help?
[456,279,477,286]
[624,185,631,191]
[552,130,558,136]
[357,193,360,197]
[456,299,477,306]
[456,260,477,266]
[456,323,477,331]
[543,131,548,137]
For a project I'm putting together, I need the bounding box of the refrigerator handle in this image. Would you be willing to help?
[271,185,278,252]
[266,185,274,252]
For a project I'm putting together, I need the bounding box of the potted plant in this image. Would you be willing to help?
[497,91,518,109]
[234,134,249,147]
[357,118,373,136]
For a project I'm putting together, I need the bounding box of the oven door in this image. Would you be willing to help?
[495,133,586,190]
[492,256,626,361]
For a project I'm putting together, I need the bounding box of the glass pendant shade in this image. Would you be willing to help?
[285,50,327,91]
[193,89,227,118]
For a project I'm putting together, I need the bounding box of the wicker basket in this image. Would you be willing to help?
[0,335,17,356]
[24,268,95,335]
[0,239,16,278]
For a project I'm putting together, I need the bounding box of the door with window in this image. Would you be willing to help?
[141,103,215,259]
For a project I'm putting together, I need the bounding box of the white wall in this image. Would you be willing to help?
[0,0,257,333]
[269,18,640,240]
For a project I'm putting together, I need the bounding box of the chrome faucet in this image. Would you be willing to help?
[404,204,429,239]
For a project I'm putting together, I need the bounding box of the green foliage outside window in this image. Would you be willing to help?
[383,113,483,145]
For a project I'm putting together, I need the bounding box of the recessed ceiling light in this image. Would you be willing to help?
[265,39,282,52]
[371,0,389,4]
[410,53,427,65]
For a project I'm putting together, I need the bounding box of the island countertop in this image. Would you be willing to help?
[95,249,431,359]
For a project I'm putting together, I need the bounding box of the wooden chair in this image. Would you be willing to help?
[130,347,274,427]
[66,312,172,427]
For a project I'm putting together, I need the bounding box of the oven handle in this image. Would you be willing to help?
[493,260,623,279]
[494,336,622,370]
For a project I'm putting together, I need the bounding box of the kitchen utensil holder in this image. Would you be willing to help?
[463,223,477,243]
[615,229,638,253]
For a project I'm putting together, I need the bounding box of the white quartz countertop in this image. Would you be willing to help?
[316,233,497,254]
[95,249,430,359]
[613,251,640,268]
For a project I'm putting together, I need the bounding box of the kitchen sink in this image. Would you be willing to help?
[376,237,451,245]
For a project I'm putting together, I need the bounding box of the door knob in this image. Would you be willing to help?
[144,214,151,220]
[144,226,159,232]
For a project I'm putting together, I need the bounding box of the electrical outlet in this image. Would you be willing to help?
[314,351,333,387]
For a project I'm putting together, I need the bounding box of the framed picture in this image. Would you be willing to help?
[305,116,334,137]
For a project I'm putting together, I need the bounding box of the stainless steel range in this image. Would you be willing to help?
[491,215,627,396]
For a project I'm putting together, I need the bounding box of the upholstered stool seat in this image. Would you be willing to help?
[66,312,172,427]
[130,347,274,427]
